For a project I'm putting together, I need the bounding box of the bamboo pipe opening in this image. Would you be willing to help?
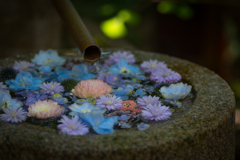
[51,0,101,64]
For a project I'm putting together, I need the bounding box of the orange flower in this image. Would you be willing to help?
[72,79,112,99]
[120,100,141,115]
[27,100,64,119]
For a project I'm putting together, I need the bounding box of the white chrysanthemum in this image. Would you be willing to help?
[27,100,64,119]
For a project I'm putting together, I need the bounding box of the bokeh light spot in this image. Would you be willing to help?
[157,2,176,14]
[100,18,127,39]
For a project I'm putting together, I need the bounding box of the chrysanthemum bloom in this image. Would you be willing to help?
[96,95,123,110]
[27,100,64,119]
[141,104,172,121]
[58,115,89,135]
[13,61,35,72]
[72,79,112,99]
[140,60,167,73]
[160,82,192,101]
[0,107,27,123]
[137,95,161,108]
[107,51,135,65]
[150,68,181,84]
[40,81,64,95]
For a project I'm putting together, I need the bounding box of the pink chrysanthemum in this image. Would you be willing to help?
[96,95,123,110]
[72,79,112,99]
[13,61,35,72]
[140,59,167,73]
[150,68,181,84]
[108,51,135,65]
[27,100,64,119]
[58,115,89,135]
[137,95,161,108]
[0,107,27,123]
[141,104,172,121]
[40,81,64,95]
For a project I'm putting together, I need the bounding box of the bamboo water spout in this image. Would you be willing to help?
[51,0,101,65]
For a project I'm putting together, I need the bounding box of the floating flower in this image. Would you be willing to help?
[141,104,172,121]
[50,93,68,104]
[0,107,27,123]
[5,72,44,91]
[69,102,96,115]
[140,60,167,73]
[160,82,192,101]
[61,78,78,92]
[137,95,161,108]
[56,64,96,82]
[19,90,48,106]
[150,68,181,84]
[96,95,122,110]
[97,73,119,84]
[13,61,35,72]
[120,100,141,115]
[135,88,147,97]
[113,85,133,100]
[40,81,64,95]
[107,51,135,65]
[72,79,112,99]
[137,122,150,131]
[108,58,143,76]
[69,102,118,134]
[118,115,131,121]
[58,115,89,135]
[0,82,8,91]
[27,100,64,119]
[0,89,23,110]
[31,49,66,67]
[39,66,52,72]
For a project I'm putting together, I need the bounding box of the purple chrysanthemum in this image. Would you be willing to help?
[0,82,8,91]
[96,95,123,110]
[0,107,27,123]
[58,115,89,135]
[13,61,35,72]
[107,51,135,65]
[150,68,181,84]
[97,73,119,84]
[137,95,161,108]
[40,81,64,95]
[141,104,172,121]
[140,59,167,73]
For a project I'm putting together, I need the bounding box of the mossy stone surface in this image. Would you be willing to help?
[0,49,235,160]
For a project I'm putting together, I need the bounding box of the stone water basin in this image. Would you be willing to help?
[0,49,235,160]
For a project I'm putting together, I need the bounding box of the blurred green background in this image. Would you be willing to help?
[1,0,240,158]
[1,0,240,108]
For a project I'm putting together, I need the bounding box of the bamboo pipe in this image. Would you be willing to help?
[51,0,101,65]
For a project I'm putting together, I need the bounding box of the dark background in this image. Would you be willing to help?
[0,0,240,158]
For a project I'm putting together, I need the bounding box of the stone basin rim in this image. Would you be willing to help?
[0,48,235,152]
